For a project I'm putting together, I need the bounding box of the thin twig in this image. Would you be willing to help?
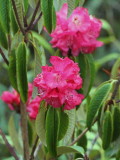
[87,133,99,155]
[29,12,42,30]
[11,0,25,35]
[29,135,39,160]
[24,15,28,28]
[69,128,89,146]
[0,48,9,65]
[20,101,29,160]
[0,129,19,160]
[26,0,40,31]
[26,12,42,32]
[116,100,120,103]
[69,118,98,146]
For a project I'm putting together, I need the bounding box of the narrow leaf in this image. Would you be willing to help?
[112,106,120,141]
[63,109,76,144]
[35,101,46,145]
[57,146,84,156]
[0,25,8,49]
[102,111,113,150]
[10,8,19,34]
[87,82,113,129]
[8,115,23,154]
[67,0,75,16]
[16,42,28,103]
[58,111,69,141]
[0,0,10,33]
[31,31,54,55]
[46,107,59,157]
[41,0,53,33]
[8,50,18,91]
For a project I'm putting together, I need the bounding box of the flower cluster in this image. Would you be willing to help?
[27,96,42,119]
[34,56,84,110]
[1,90,20,111]
[50,3,103,56]
[0,83,42,119]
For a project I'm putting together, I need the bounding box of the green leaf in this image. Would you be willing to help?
[63,109,76,144]
[58,111,69,141]
[111,58,120,79]
[8,115,23,154]
[14,0,24,27]
[111,58,120,107]
[41,0,53,33]
[23,0,29,14]
[28,120,34,146]
[0,0,10,33]
[76,54,95,97]
[35,101,46,145]
[8,50,18,91]
[31,31,54,55]
[31,41,46,98]
[16,42,28,103]
[46,106,59,157]
[10,7,19,34]
[95,53,119,71]
[11,32,24,50]
[101,19,113,35]
[102,111,113,150]
[67,0,75,16]
[52,6,56,30]
[83,54,95,96]
[87,82,113,129]
[57,146,84,156]
[0,26,8,49]
[75,129,87,159]
[76,54,87,80]
[112,106,120,141]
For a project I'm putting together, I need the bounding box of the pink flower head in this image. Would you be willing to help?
[0,90,20,110]
[27,96,42,120]
[34,56,84,110]
[50,3,103,56]
[0,83,33,112]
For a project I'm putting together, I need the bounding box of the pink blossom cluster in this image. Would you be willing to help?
[0,83,42,119]
[50,3,103,56]
[34,56,84,110]
[0,90,20,111]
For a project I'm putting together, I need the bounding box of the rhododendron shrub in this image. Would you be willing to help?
[34,56,84,110]
[0,0,119,160]
[50,3,103,56]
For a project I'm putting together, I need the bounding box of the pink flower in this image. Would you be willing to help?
[0,83,33,112]
[27,96,42,120]
[0,90,20,110]
[50,3,103,56]
[34,56,84,110]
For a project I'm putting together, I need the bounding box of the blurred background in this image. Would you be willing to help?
[0,0,120,159]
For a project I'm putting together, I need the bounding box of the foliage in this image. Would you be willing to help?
[0,0,120,160]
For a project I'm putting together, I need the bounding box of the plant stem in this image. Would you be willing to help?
[11,0,25,35]
[69,118,98,146]
[20,101,29,160]
[29,12,42,30]
[69,127,89,146]
[0,48,9,65]
[29,135,39,160]
[26,0,40,31]
[0,129,19,160]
